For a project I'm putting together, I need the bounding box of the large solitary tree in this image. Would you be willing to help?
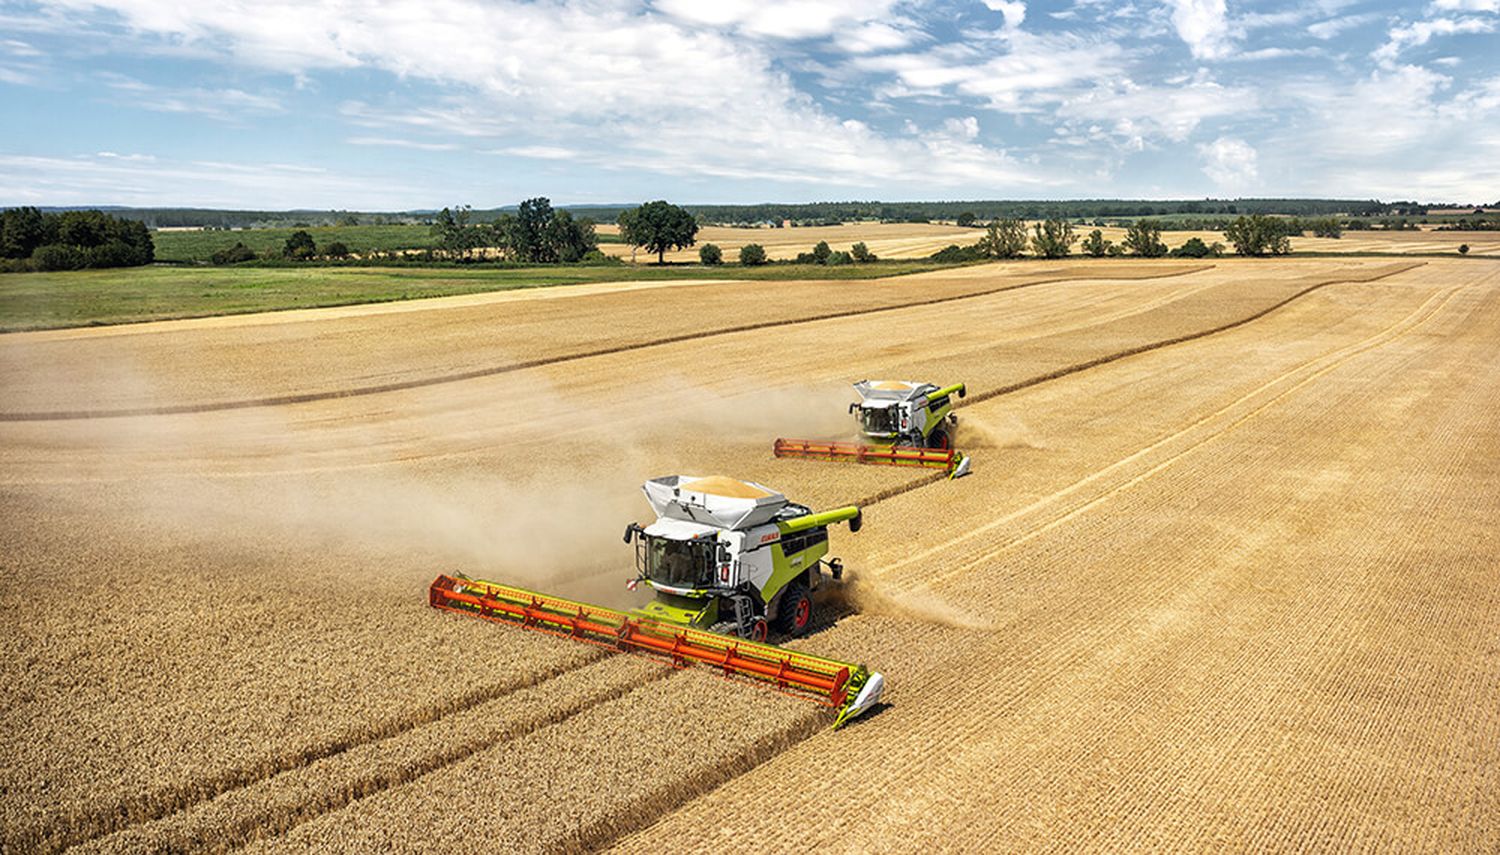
[617,200,698,264]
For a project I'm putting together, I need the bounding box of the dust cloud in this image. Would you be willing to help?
[631,378,858,443]
[1,351,659,608]
[957,411,1048,450]
[3,347,892,614]
[824,574,998,632]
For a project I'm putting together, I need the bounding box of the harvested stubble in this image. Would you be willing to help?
[3,258,1497,853]
[0,261,1202,418]
[596,221,980,263]
[612,262,1500,852]
[246,670,824,853]
[0,492,605,854]
[73,656,671,853]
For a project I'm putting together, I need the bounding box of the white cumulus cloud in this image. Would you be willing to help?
[37,0,1040,191]
[1164,0,1235,59]
[1197,136,1258,188]
[983,1,1027,30]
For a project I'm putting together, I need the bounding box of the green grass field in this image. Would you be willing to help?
[152,223,623,262]
[152,225,436,262]
[0,261,951,331]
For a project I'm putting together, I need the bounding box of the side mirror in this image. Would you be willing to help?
[958,386,967,398]
[622,524,638,543]
[849,511,863,533]
[848,403,859,415]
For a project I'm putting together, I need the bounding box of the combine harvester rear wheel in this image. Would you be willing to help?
[429,574,884,728]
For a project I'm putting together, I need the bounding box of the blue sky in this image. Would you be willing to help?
[1,0,1497,208]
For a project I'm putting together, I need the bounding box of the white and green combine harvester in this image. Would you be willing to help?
[429,475,885,728]
[775,380,972,478]
[625,475,858,639]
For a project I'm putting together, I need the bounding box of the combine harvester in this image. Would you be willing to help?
[775,380,972,478]
[430,475,884,728]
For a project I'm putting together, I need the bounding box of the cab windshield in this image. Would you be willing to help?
[859,406,898,435]
[638,536,716,588]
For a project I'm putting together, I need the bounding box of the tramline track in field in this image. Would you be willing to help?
[878,281,1466,592]
[1,266,1213,421]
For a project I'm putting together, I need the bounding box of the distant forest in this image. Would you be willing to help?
[32,198,1494,230]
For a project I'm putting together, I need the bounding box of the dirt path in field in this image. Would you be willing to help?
[2,259,1496,853]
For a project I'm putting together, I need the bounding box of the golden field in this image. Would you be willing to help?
[596,222,981,261]
[2,257,1497,852]
[596,221,1499,262]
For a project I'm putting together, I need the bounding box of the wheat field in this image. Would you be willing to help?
[593,221,1497,263]
[2,257,1496,852]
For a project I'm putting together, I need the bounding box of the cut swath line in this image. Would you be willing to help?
[958,262,1423,407]
[897,284,1463,592]
[846,262,1422,514]
[44,647,609,854]
[0,266,1213,422]
[103,664,682,852]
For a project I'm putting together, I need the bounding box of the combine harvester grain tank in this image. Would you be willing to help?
[430,475,884,728]
[775,380,972,478]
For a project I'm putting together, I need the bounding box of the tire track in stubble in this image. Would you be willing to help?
[891,282,1462,595]
[39,646,613,854]
[77,662,682,854]
[958,261,1422,407]
[0,266,1213,421]
[847,261,1422,511]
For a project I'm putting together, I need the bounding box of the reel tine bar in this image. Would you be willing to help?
[774,437,958,473]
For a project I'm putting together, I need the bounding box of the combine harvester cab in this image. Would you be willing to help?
[775,380,972,478]
[429,475,884,728]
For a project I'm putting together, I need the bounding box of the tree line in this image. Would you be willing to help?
[1,207,154,272]
[1433,214,1500,231]
[431,198,601,262]
[40,197,1483,232]
[925,214,1333,261]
